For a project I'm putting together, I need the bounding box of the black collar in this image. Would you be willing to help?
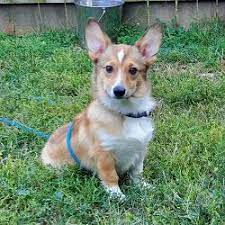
[124,111,152,118]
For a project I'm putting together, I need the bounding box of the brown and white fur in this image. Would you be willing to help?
[41,19,162,199]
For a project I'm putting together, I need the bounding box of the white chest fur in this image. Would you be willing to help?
[98,117,154,174]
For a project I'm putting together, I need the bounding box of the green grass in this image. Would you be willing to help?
[0,19,225,224]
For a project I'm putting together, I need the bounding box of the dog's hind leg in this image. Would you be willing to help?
[41,125,73,168]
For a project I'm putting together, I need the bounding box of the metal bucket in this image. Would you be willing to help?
[74,0,124,47]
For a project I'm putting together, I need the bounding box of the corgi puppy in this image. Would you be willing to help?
[41,19,162,199]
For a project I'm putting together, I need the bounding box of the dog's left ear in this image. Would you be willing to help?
[135,24,162,66]
[85,18,111,63]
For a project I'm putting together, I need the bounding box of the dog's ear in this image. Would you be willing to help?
[85,18,111,63]
[135,24,162,66]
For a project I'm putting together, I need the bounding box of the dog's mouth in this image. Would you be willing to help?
[112,95,130,100]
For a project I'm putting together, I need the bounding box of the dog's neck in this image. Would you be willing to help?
[98,93,157,117]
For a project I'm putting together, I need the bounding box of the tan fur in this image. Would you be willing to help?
[41,19,162,198]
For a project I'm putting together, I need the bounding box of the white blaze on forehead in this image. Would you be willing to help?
[117,49,125,63]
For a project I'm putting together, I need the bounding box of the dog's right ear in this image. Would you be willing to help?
[85,18,111,63]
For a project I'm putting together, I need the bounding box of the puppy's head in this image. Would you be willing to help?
[85,19,162,101]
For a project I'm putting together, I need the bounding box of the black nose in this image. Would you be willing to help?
[113,85,126,98]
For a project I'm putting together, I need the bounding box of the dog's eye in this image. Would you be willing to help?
[106,65,113,73]
[129,67,138,75]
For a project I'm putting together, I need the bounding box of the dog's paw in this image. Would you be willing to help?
[130,178,154,190]
[110,192,126,201]
[138,180,154,189]
[105,186,126,201]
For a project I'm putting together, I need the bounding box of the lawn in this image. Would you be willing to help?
[0,19,225,224]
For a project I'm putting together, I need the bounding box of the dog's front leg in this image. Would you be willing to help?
[96,151,125,199]
[128,156,152,189]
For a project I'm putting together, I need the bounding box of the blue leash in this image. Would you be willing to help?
[0,117,82,168]
[0,117,50,140]
[66,122,81,166]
